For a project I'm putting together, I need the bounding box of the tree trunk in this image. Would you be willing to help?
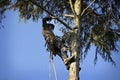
[69,0,81,80]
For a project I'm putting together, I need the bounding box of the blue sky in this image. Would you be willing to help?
[0,10,120,80]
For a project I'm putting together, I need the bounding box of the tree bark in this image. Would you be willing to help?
[69,0,81,80]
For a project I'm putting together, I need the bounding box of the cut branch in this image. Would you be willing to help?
[81,0,96,16]
[30,0,72,30]
[63,14,74,18]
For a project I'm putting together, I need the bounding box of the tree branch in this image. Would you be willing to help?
[81,0,96,16]
[63,14,74,18]
[69,0,76,15]
[30,0,72,30]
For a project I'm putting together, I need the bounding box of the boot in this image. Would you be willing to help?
[63,55,75,70]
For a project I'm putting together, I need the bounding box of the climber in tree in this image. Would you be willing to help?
[42,16,74,69]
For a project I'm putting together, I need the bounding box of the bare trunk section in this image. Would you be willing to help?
[68,16,81,80]
[69,0,81,80]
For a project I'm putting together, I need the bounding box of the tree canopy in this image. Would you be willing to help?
[0,0,120,64]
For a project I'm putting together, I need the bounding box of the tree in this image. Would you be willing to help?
[0,0,120,80]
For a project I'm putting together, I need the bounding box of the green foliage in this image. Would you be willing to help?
[91,25,120,64]
[0,0,11,28]
[13,0,42,21]
[83,23,120,63]
[81,0,120,63]
[0,0,10,8]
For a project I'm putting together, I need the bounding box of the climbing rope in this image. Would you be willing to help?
[49,56,58,80]
[49,58,52,80]
[52,60,58,80]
